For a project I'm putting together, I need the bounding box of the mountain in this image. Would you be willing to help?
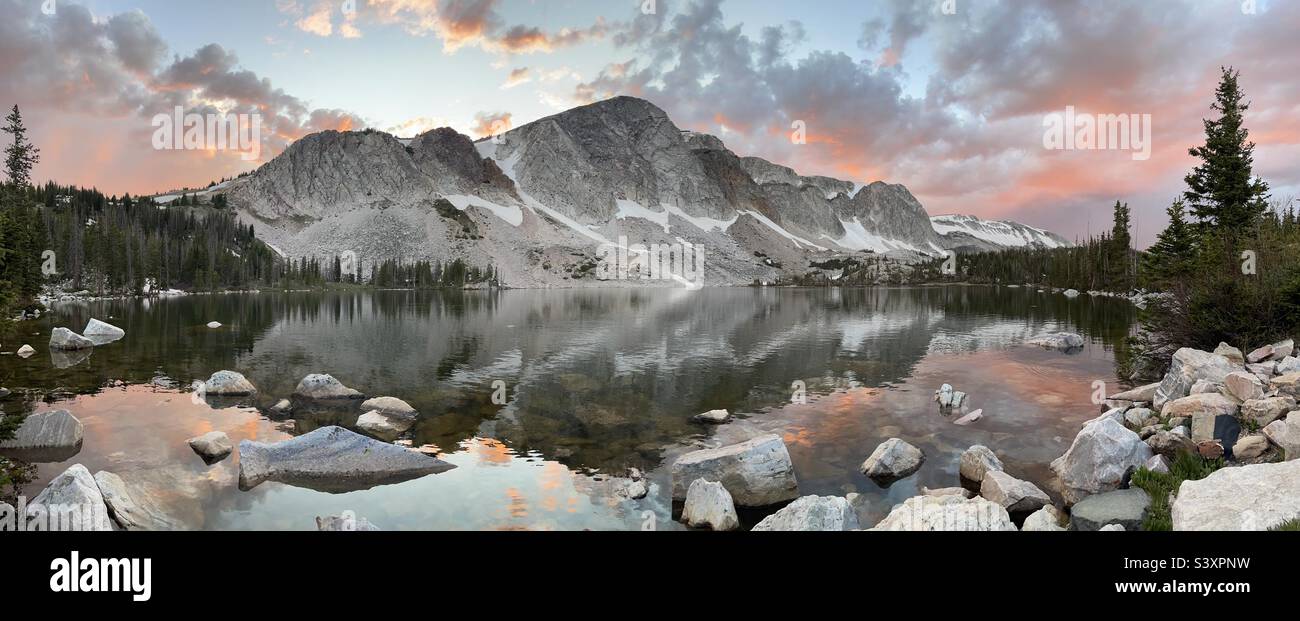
[930,214,1071,253]
[220,96,1067,286]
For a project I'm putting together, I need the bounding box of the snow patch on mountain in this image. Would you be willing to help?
[932,214,1070,250]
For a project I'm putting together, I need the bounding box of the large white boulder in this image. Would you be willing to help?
[671,434,799,507]
[238,426,455,492]
[1171,459,1300,530]
[869,494,1017,531]
[1153,348,1241,411]
[82,318,125,344]
[0,410,83,461]
[959,445,1004,482]
[752,495,859,531]
[1050,417,1152,505]
[680,479,739,531]
[1110,382,1160,403]
[1021,504,1067,531]
[1224,371,1265,402]
[28,464,113,531]
[93,471,179,531]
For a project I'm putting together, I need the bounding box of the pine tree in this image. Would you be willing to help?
[2,105,40,188]
[1184,67,1270,235]
[1144,199,1196,284]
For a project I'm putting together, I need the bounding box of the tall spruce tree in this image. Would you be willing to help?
[1144,199,1196,284]
[1183,68,1270,235]
[2,105,40,188]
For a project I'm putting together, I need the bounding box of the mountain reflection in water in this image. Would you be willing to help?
[2,286,1135,530]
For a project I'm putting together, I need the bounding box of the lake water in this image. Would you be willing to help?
[0,286,1137,530]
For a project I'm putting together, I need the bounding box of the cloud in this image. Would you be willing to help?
[469,111,512,138]
[0,0,366,194]
[281,0,610,54]
[502,67,531,89]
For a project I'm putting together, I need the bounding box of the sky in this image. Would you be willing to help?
[2,0,1297,247]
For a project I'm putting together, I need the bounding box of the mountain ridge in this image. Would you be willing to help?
[217,95,1068,287]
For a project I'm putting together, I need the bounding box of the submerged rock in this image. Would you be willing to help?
[0,409,83,462]
[93,470,179,531]
[238,426,455,492]
[29,464,113,531]
[49,347,92,369]
[693,409,731,424]
[869,494,1016,531]
[293,374,365,400]
[752,495,859,531]
[671,434,799,507]
[680,479,739,531]
[953,409,983,425]
[860,438,925,485]
[316,514,381,531]
[1172,459,1300,530]
[187,431,234,463]
[204,370,257,396]
[1050,417,1152,505]
[49,327,94,351]
[1027,332,1085,351]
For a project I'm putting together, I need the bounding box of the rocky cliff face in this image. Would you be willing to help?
[220,96,1067,286]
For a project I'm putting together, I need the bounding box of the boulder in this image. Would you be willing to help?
[1084,408,1127,429]
[187,431,234,463]
[1240,396,1296,428]
[316,514,380,531]
[16,344,35,358]
[680,479,739,531]
[293,374,364,400]
[860,438,925,484]
[1171,459,1300,530]
[1165,393,1238,421]
[959,445,1004,483]
[1027,332,1085,351]
[1233,435,1271,461]
[922,486,974,499]
[356,410,414,441]
[82,318,125,344]
[1270,373,1300,400]
[1213,342,1246,365]
[1263,412,1300,460]
[1277,356,1300,375]
[1123,408,1156,430]
[1247,339,1294,363]
[953,409,983,425]
[206,321,222,329]
[671,434,799,506]
[204,370,257,396]
[693,409,731,424]
[0,409,83,462]
[1069,489,1150,531]
[1099,524,1126,531]
[934,384,966,409]
[1190,408,1241,453]
[238,426,455,492]
[1022,504,1067,531]
[1247,362,1277,382]
[1145,454,1170,474]
[752,495,859,531]
[1153,348,1240,412]
[980,470,1050,513]
[28,464,113,531]
[1110,382,1160,403]
[359,396,417,420]
[1103,399,1137,412]
[869,495,1017,531]
[49,327,94,351]
[1050,417,1153,504]
[269,399,292,415]
[1189,379,1223,395]
[93,471,178,531]
[1146,430,1195,459]
[1224,371,1265,402]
